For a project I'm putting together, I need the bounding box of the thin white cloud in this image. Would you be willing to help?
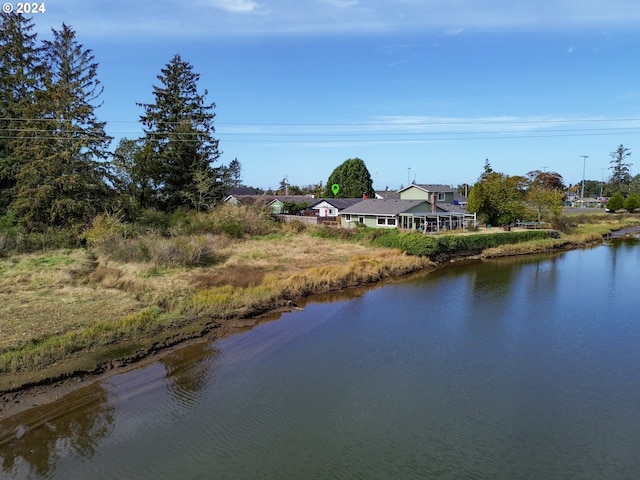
[387,58,409,67]
[208,0,270,14]
[35,0,640,39]
[215,115,640,148]
[323,0,360,7]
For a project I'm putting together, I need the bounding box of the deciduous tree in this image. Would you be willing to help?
[468,168,526,226]
[323,158,374,198]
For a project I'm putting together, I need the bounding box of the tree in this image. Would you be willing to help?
[526,186,564,222]
[624,192,640,213]
[111,138,163,213]
[137,54,221,211]
[526,170,566,192]
[11,24,112,231]
[608,145,632,196]
[323,158,374,198]
[0,13,43,214]
[226,158,241,188]
[468,169,526,225]
[524,170,565,222]
[606,192,624,212]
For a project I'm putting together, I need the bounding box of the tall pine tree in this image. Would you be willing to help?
[137,55,221,211]
[0,13,43,214]
[11,23,112,231]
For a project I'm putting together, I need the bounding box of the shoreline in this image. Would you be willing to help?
[2,224,639,417]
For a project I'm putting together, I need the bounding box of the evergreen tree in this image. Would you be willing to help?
[226,158,241,188]
[137,55,221,211]
[606,192,624,212]
[11,24,112,231]
[323,158,374,198]
[623,192,640,213]
[0,13,43,214]
[608,145,632,196]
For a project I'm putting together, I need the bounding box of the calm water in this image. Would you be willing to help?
[2,239,640,479]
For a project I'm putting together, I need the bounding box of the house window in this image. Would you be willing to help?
[344,214,351,221]
[329,208,337,216]
[437,192,446,201]
[358,216,365,224]
[377,216,396,226]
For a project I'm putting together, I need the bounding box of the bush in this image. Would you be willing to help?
[367,230,550,257]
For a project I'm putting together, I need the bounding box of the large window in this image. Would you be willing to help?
[437,192,446,201]
[377,216,396,226]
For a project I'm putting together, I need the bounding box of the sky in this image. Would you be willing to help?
[21,0,640,191]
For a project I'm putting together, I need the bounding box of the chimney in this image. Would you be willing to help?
[430,192,436,213]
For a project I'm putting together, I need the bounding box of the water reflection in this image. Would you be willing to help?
[0,384,114,478]
[160,341,218,409]
[1,241,639,479]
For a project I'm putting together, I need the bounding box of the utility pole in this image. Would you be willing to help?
[407,167,411,186]
[580,155,588,204]
[600,168,605,198]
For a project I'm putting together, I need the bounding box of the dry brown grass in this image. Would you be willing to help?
[0,233,434,378]
[0,250,144,351]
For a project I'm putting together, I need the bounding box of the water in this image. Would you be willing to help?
[2,240,640,479]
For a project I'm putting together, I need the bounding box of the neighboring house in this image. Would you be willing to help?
[223,194,272,207]
[398,184,457,203]
[223,194,314,214]
[573,197,602,209]
[310,198,363,218]
[339,199,476,232]
[268,195,315,214]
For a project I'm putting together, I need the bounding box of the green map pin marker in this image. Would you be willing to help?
[331,184,340,196]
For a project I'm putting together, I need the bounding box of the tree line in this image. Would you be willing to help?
[468,147,638,226]
[1,13,241,233]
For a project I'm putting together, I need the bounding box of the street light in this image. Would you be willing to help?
[580,155,588,204]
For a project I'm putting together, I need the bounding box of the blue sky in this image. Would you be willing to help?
[27,0,640,191]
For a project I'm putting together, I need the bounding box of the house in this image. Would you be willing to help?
[340,198,477,232]
[223,194,315,215]
[398,184,458,203]
[310,198,363,218]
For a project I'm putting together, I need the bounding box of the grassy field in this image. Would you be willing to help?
[1,209,638,392]
[0,231,434,390]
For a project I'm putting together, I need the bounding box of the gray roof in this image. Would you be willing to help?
[224,194,314,206]
[268,195,315,204]
[340,199,427,215]
[399,183,454,193]
[227,186,257,196]
[375,190,400,199]
[436,203,468,213]
[310,198,363,210]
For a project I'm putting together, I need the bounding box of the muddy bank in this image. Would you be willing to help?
[0,263,433,416]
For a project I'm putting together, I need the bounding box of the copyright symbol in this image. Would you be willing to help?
[2,3,13,13]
